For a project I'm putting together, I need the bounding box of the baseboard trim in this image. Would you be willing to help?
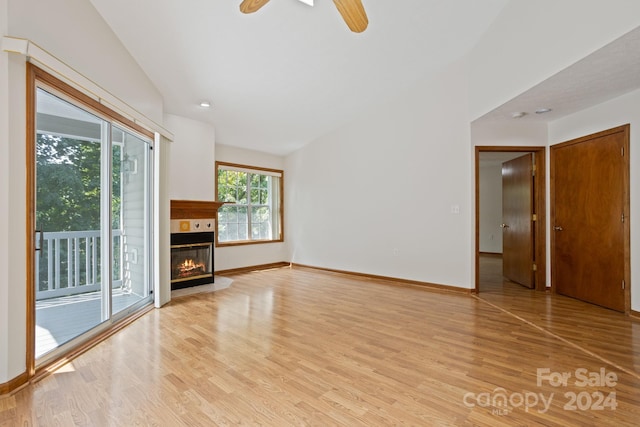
[215,262,291,276]
[630,309,640,320]
[291,263,472,294]
[0,371,29,397]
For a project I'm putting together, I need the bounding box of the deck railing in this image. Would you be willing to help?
[36,230,123,300]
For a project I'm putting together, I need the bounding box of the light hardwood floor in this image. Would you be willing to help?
[1,261,639,426]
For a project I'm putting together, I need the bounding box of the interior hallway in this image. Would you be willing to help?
[1,264,639,426]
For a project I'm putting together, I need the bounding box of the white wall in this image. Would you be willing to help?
[165,114,216,201]
[470,0,640,120]
[479,164,502,253]
[472,121,548,148]
[548,88,640,312]
[155,135,172,308]
[7,0,163,124]
[1,53,28,387]
[215,144,289,272]
[0,0,10,384]
[286,59,473,288]
[1,0,164,385]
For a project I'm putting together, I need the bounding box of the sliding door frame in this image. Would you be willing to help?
[26,64,155,378]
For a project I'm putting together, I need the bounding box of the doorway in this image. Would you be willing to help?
[475,146,546,293]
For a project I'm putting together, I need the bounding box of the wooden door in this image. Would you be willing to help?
[502,154,534,288]
[551,126,628,312]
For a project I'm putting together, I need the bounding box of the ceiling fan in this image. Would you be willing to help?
[240,0,368,33]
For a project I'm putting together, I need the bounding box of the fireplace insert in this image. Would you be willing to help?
[170,225,215,290]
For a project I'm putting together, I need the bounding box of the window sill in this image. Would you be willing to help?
[217,239,284,247]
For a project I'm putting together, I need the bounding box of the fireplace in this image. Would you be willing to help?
[170,219,215,290]
[170,200,226,291]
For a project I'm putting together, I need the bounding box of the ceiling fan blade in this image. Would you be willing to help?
[240,0,271,14]
[332,0,368,33]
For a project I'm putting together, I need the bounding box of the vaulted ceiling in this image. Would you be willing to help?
[89,1,640,156]
[89,0,509,155]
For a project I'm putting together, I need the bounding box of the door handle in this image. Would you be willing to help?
[553,226,563,231]
[35,230,44,257]
[500,223,509,229]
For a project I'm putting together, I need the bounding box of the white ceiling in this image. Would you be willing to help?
[89,0,509,155]
[475,25,640,124]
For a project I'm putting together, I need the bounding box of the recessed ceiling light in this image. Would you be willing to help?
[511,112,527,118]
[535,108,552,114]
[199,101,211,108]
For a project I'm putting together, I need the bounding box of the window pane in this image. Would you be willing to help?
[250,188,259,203]
[220,185,235,203]
[252,206,269,223]
[227,223,238,241]
[260,222,271,239]
[250,222,270,240]
[227,206,238,223]
[227,170,238,186]
[218,224,228,242]
[251,224,260,240]
[238,172,247,189]
[238,207,248,224]
[238,223,248,240]
[112,125,152,315]
[237,187,247,204]
[35,88,106,358]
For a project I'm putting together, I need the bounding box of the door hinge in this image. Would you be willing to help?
[532,263,537,271]
[621,146,624,156]
[622,280,625,290]
[532,214,537,221]
[532,164,537,176]
[622,213,625,223]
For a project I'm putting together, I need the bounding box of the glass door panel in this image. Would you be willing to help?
[35,88,107,359]
[112,126,152,315]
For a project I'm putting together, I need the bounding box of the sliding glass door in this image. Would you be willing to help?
[34,85,153,362]
[112,126,152,316]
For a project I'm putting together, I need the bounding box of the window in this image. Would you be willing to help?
[216,162,283,245]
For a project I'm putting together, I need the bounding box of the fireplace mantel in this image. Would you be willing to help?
[170,200,226,219]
